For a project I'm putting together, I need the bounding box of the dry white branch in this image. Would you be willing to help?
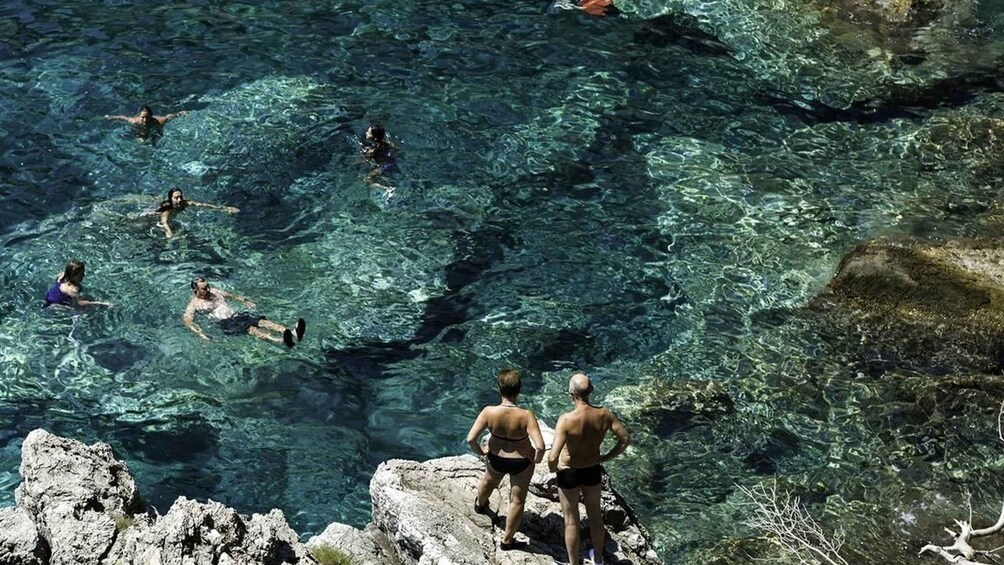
[998,400,1004,443]
[919,500,1004,564]
[738,480,849,565]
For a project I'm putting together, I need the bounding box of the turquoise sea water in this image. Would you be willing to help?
[3,1,1004,562]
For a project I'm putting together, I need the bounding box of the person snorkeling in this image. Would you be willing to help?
[155,187,239,239]
[43,259,113,308]
[105,104,187,141]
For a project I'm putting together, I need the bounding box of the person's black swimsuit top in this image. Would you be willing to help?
[489,404,529,442]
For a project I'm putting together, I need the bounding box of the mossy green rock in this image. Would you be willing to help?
[813,236,1004,371]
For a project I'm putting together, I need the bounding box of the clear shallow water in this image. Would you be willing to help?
[3,1,1004,562]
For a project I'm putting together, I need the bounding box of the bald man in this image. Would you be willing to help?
[548,373,630,565]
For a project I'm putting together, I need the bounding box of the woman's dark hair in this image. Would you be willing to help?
[156,188,185,213]
[368,123,386,142]
[497,368,522,399]
[190,276,207,292]
[140,105,153,114]
[63,259,85,285]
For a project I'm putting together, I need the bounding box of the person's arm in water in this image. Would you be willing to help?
[160,210,175,239]
[155,111,187,124]
[77,297,112,307]
[183,299,209,340]
[188,200,239,214]
[548,414,569,472]
[465,409,489,456]
[54,280,110,307]
[601,409,630,463]
[215,288,256,309]
[104,114,138,123]
[527,412,546,464]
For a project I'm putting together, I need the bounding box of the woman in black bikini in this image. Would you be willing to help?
[466,369,546,550]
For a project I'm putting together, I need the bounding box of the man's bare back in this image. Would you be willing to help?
[554,404,618,469]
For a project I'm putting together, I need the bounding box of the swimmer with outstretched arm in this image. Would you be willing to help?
[156,187,239,239]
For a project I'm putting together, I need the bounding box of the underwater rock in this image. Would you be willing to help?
[607,379,734,436]
[830,0,949,26]
[813,236,1004,372]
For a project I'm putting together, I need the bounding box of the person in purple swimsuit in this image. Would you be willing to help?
[43,260,112,308]
[466,369,545,550]
[548,373,630,565]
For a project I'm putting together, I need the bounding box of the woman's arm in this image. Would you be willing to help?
[156,111,187,124]
[160,210,174,238]
[465,410,489,456]
[526,413,546,464]
[104,114,134,122]
[190,201,239,213]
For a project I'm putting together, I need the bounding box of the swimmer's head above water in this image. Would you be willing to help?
[365,123,386,144]
[138,105,155,126]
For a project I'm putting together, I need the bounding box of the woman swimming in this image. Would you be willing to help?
[156,187,239,239]
[362,123,398,186]
[43,259,112,308]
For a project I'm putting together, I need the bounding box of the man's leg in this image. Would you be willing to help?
[581,484,605,563]
[502,464,534,544]
[247,326,281,343]
[558,487,582,565]
[248,325,294,347]
[253,320,295,347]
[257,319,288,334]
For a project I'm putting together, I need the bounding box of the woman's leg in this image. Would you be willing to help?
[502,464,534,544]
[476,463,504,512]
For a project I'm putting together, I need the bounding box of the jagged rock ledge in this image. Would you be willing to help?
[0,429,662,564]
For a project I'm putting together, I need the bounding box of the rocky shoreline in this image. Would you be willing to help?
[0,429,662,565]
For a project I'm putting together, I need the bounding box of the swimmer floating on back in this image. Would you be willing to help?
[183,277,306,348]
[105,104,187,141]
[156,187,239,239]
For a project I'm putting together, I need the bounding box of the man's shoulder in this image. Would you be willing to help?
[554,411,573,426]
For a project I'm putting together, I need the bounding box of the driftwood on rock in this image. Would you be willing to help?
[919,502,1004,565]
